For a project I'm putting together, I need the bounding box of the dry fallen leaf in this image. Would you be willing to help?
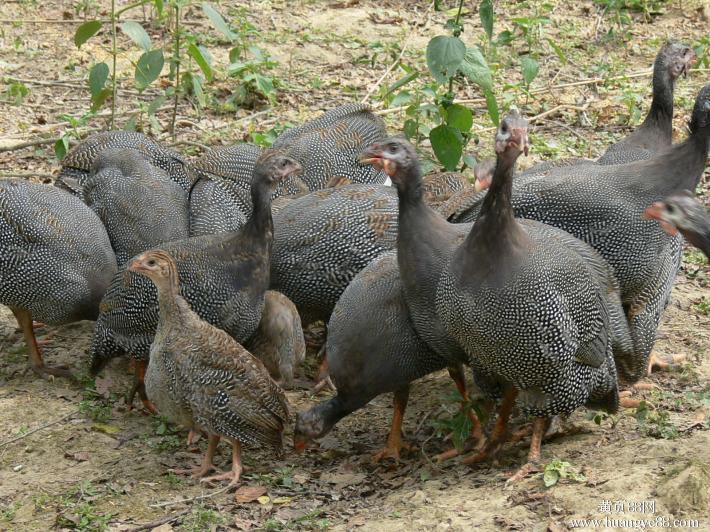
[234,485,268,503]
[320,471,366,487]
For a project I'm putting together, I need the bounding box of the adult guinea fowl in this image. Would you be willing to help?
[129,250,289,485]
[90,151,302,410]
[55,131,195,199]
[189,144,309,236]
[645,192,710,259]
[449,85,710,384]
[83,148,190,265]
[432,112,624,480]
[272,103,389,189]
[0,180,116,378]
[294,251,475,461]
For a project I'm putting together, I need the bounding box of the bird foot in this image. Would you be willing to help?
[372,440,415,463]
[312,375,335,394]
[200,468,243,487]
[618,389,656,410]
[461,437,505,465]
[647,352,687,374]
[505,461,541,484]
[31,364,75,382]
[172,463,215,479]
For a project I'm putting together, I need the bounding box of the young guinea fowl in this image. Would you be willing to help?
[645,192,710,259]
[245,290,306,389]
[433,112,625,480]
[189,144,310,236]
[83,148,190,265]
[90,151,302,410]
[55,131,196,199]
[597,41,695,165]
[295,251,463,461]
[449,85,710,385]
[0,180,117,378]
[420,171,469,214]
[129,250,289,485]
[272,103,389,189]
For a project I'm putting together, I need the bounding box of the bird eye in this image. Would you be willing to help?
[501,122,509,133]
[148,259,156,266]
[665,204,676,214]
[388,143,399,153]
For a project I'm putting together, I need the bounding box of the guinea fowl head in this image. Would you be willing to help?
[253,151,303,189]
[495,110,529,159]
[128,250,179,291]
[293,408,327,453]
[473,158,496,192]
[689,84,710,133]
[659,41,695,81]
[359,137,419,186]
[644,191,706,237]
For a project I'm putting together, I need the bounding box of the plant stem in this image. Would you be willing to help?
[453,0,465,26]
[111,0,117,130]
[171,3,181,140]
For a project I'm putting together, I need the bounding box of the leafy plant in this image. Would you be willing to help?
[543,459,587,487]
[3,81,30,105]
[693,299,710,317]
[432,389,488,451]
[634,401,679,439]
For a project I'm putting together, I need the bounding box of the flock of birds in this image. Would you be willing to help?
[1,41,709,486]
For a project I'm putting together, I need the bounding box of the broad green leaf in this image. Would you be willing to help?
[74,20,102,49]
[90,88,111,112]
[430,124,463,171]
[202,2,236,42]
[480,0,494,42]
[484,89,500,126]
[462,153,477,169]
[459,47,492,92]
[426,35,466,84]
[543,468,560,487]
[88,62,109,98]
[120,21,151,52]
[390,91,412,107]
[446,104,473,132]
[187,43,214,81]
[403,118,418,140]
[153,0,164,15]
[148,95,167,116]
[135,49,164,90]
[521,56,539,86]
[54,137,69,160]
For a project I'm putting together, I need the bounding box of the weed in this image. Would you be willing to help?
[432,389,488,451]
[181,505,225,532]
[543,459,587,487]
[0,502,19,523]
[2,81,30,105]
[693,299,710,317]
[634,401,679,439]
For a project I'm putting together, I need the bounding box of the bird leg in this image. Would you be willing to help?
[126,359,158,414]
[312,345,335,393]
[461,388,518,465]
[201,439,243,486]
[435,366,487,462]
[506,417,547,484]
[373,387,415,462]
[647,351,687,374]
[10,307,74,380]
[175,434,219,478]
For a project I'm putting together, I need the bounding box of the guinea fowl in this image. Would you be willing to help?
[295,251,466,461]
[55,131,195,199]
[129,250,289,485]
[0,180,116,378]
[83,148,190,265]
[272,103,389,189]
[420,171,469,214]
[449,85,710,384]
[246,290,306,389]
[433,112,623,480]
[90,151,302,409]
[645,192,710,259]
[597,41,695,165]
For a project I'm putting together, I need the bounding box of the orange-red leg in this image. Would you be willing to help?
[201,439,243,486]
[127,359,158,414]
[461,387,518,465]
[175,434,219,478]
[10,307,74,380]
[312,345,335,393]
[373,387,414,462]
[506,417,547,483]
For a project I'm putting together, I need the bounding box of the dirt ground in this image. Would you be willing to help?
[1,1,709,531]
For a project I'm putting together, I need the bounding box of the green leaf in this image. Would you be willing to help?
[430,124,463,171]
[192,74,206,107]
[153,0,164,16]
[202,2,236,42]
[74,20,102,49]
[480,0,494,42]
[545,38,567,65]
[187,43,214,81]
[148,94,167,115]
[484,89,500,126]
[521,56,539,86]
[403,119,418,140]
[446,104,473,132]
[426,36,466,84]
[386,71,419,95]
[120,21,152,52]
[90,88,111,112]
[135,49,164,90]
[390,91,412,107]
[462,153,477,169]
[543,468,560,487]
[88,62,109,98]
[459,47,492,92]
[54,137,69,160]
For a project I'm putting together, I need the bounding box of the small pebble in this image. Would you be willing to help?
[13,465,23,472]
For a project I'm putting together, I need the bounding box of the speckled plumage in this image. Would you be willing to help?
[448,86,710,382]
[83,148,190,265]
[645,192,710,259]
[0,180,117,324]
[245,290,305,388]
[270,184,398,325]
[56,131,196,199]
[272,104,389,189]
[421,172,469,213]
[90,151,301,374]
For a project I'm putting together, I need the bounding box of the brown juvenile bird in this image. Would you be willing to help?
[129,250,289,486]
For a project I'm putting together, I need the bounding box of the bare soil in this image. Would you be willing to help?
[0,1,709,531]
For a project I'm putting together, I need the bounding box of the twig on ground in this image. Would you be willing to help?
[0,172,55,179]
[0,138,59,152]
[126,509,190,532]
[149,485,232,508]
[0,409,80,449]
